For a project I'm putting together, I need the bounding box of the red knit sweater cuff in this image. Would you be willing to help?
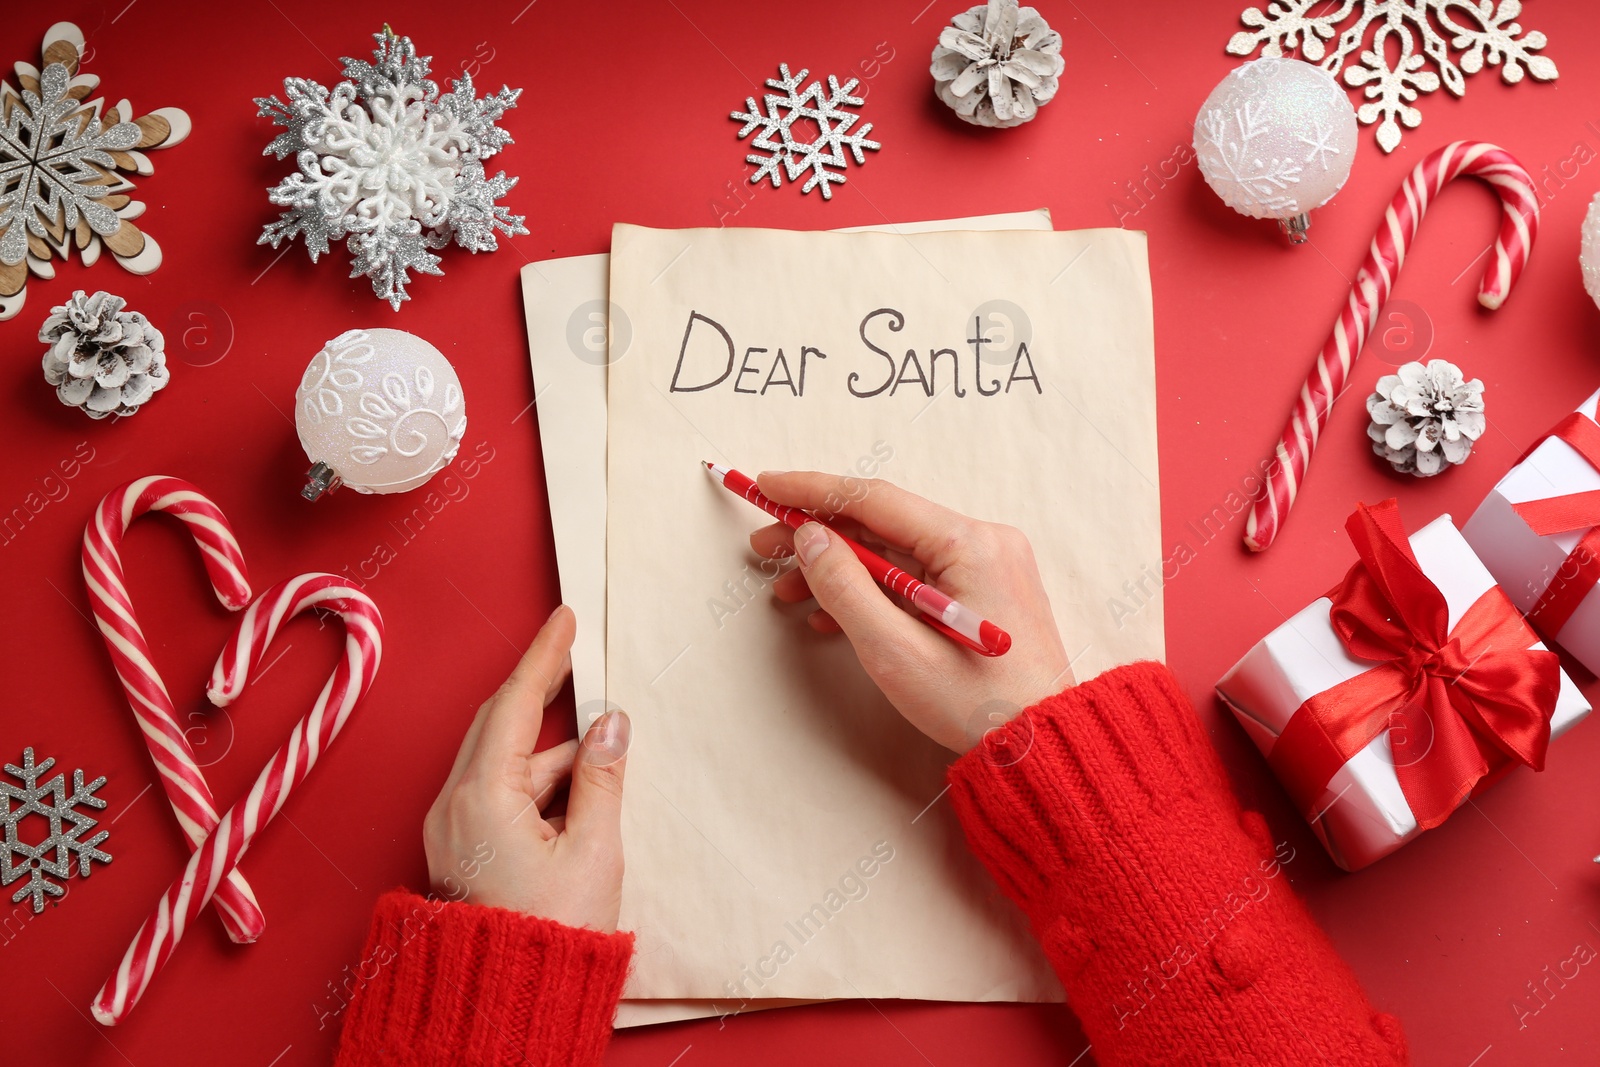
[947,660,1238,911]
[946,662,1409,1066]
[333,889,633,1067]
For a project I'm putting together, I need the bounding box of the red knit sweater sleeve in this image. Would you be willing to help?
[948,661,1409,1066]
[332,889,633,1067]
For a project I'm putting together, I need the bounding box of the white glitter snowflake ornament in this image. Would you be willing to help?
[1,747,111,912]
[256,27,527,310]
[731,64,881,199]
[1227,0,1558,153]
[0,22,191,322]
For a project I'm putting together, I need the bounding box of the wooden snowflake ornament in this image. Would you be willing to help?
[1227,0,1558,153]
[0,22,189,322]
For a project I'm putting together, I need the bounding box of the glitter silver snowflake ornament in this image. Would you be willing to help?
[1227,0,1558,153]
[256,27,527,310]
[731,64,881,199]
[1367,359,1486,477]
[1,748,111,912]
[930,0,1065,128]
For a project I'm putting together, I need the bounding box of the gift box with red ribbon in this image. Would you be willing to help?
[1217,500,1591,871]
[1463,389,1600,676]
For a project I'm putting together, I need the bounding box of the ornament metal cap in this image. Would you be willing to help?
[302,462,341,502]
[1279,213,1311,243]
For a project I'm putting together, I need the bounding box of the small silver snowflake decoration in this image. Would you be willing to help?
[731,64,881,199]
[255,27,527,309]
[1227,0,1558,153]
[1,748,111,912]
[1367,359,1485,477]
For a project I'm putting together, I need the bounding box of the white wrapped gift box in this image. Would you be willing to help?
[1462,389,1600,676]
[1216,515,1590,871]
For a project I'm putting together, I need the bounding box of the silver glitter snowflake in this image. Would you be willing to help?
[1,748,111,912]
[731,64,881,199]
[1227,0,1558,152]
[256,27,527,309]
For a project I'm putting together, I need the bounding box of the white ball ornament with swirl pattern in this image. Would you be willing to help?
[295,328,466,499]
[1194,57,1358,242]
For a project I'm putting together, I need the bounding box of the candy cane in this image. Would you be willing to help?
[82,476,266,944]
[92,573,383,1025]
[1243,141,1539,553]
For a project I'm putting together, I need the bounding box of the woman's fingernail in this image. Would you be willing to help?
[546,604,567,624]
[582,710,631,763]
[758,470,787,479]
[794,522,828,567]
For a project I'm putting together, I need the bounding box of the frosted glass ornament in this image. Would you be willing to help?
[295,328,467,499]
[1194,57,1358,243]
[1582,192,1600,311]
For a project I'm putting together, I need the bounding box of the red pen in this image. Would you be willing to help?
[705,463,1011,657]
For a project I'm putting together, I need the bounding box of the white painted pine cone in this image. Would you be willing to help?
[930,0,1064,128]
[1366,359,1484,477]
[40,290,169,420]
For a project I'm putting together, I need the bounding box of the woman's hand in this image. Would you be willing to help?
[750,472,1073,755]
[423,605,631,931]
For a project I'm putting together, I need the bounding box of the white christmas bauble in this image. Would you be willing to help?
[1193,57,1357,237]
[295,328,467,498]
[1581,193,1600,309]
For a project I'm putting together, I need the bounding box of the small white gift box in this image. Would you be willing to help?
[1216,514,1590,872]
[1462,389,1600,676]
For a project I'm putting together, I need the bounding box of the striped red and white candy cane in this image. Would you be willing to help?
[82,476,266,944]
[92,573,383,1025]
[1243,141,1539,553]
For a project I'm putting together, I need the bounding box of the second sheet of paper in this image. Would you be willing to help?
[606,223,1161,1001]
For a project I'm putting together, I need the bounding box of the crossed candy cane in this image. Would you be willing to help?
[82,476,267,942]
[93,571,383,1024]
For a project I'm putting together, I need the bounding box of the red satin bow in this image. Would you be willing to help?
[1268,500,1560,832]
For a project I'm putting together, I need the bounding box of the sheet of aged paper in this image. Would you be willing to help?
[605,223,1161,1000]
[520,210,1058,1025]
[521,252,615,723]
[519,211,1054,719]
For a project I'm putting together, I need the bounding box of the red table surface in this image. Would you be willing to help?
[5,1,1600,1064]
